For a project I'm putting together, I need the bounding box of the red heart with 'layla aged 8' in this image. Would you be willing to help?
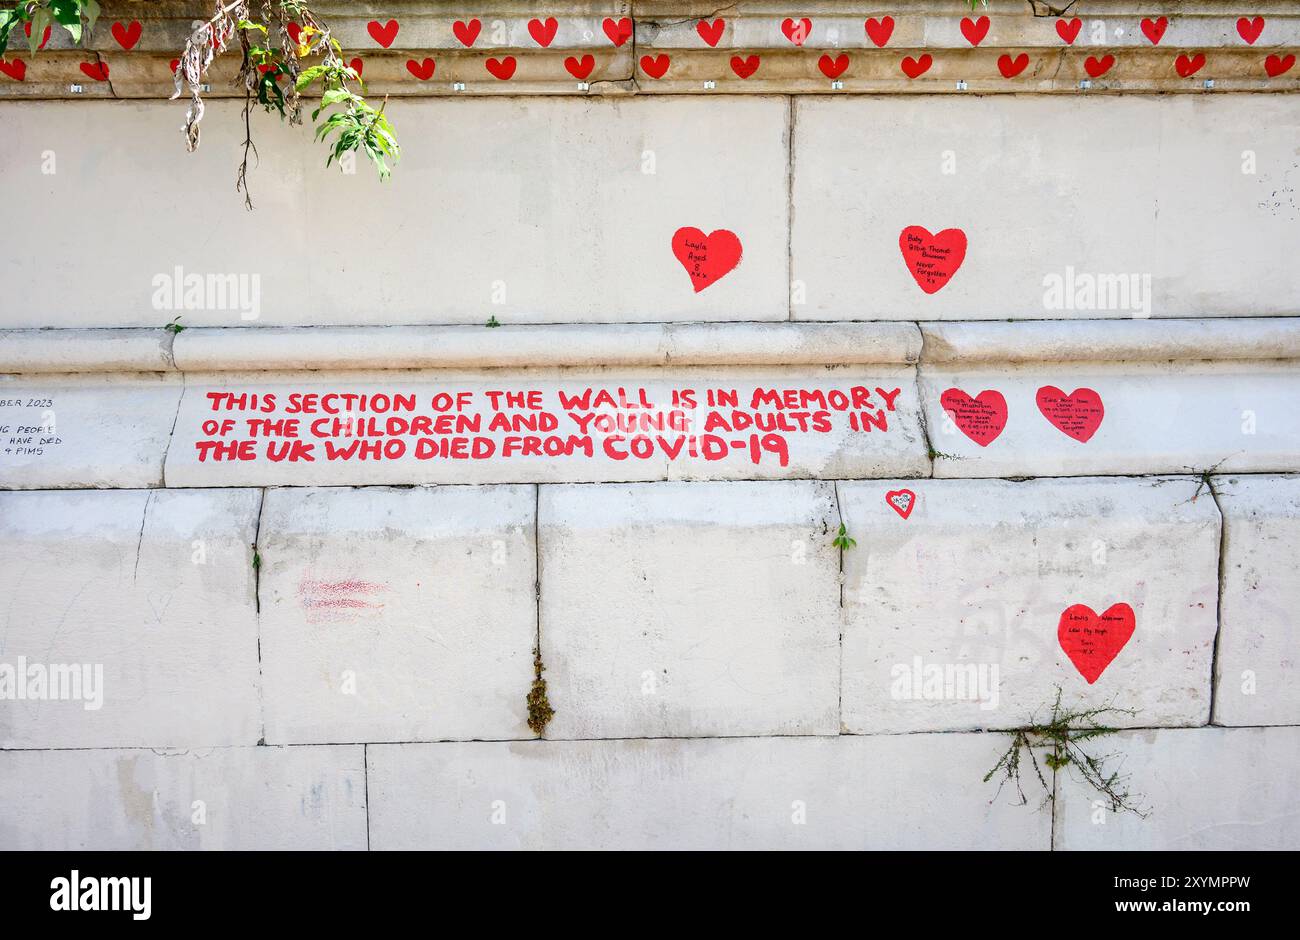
[899,226,967,294]
[940,389,1008,447]
[672,227,743,293]
[1036,386,1105,442]
[1058,603,1135,684]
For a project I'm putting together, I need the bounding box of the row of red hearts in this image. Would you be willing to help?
[12,13,1283,52]
[941,387,1104,447]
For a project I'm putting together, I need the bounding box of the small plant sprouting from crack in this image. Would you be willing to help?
[251,545,261,570]
[485,315,501,328]
[985,688,1147,817]
[928,446,962,462]
[832,523,856,551]
[164,316,186,334]
[526,645,554,737]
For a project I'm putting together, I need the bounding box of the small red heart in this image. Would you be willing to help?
[998,52,1030,78]
[865,16,894,48]
[819,53,849,79]
[79,61,109,82]
[453,19,481,47]
[1084,54,1115,78]
[0,57,26,81]
[730,54,760,79]
[900,54,932,79]
[672,227,743,293]
[348,57,363,77]
[1141,16,1168,45]
[640,54,670,79]
[885,489,917,520]
[781,17,812,47]
[565,54,594,80]
[528,17,558,48]
[940,389,1007,447]
[111,20,142,51]
[697,18,725,47]
[901,226,967,293]
[367,19,399,49]
[1058,603,1135,684]
[1237,16,1265,45]
[960,15,990,46]
[1056,18,1082,44]
[406,57,435,81]
[25,23,51,50]
[485,56,516,80]
[286,22,302,44]
[169,57,179,72]
[1265,53,1296,77]
[1036,386,1104,442]
[1175,53,1205,78]
[602,16,632,47]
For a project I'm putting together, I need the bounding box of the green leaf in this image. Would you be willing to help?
[48,0,81,43]
[294,64,326,91]
[28,7,52,54]
[83,0,101,33]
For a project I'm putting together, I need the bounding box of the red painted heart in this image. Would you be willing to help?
[1058,603,1135,684]
[602,16,632,47]
[1055,18,1082,44]
[697,18,725,47]
[453,19,481,47]
[865,16,894,48]
[1036,386,1104,442]
[406,57,435,81]
[528,17,558,48]
[348,57,363,77]
[79,61,109,81]
[819,53,849,79]
[367,19,399,48]
[169,57,179,72]
[781,17,812,46]
[641,54,670,79]
[731,54,760,79]
[672,227,742,293]
[565,54,594,80]
[899,225,967,294]
[1141,16,1168,45]
[999,52,1030,77]
[940,389,1007,447]
[25,23,51,50]
[1237,16,1265,45]
[886,489,917,520]
[1084,54,1115,78]
[485,56,517,80]
[900,54,932,78]
[111,20,142,50]
[1175,53,1205,78]
[960,15,990,46]
[1265,53,1296,77]
[0,57,26,81]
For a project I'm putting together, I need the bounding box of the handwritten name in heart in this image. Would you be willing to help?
[886,489,917,519]
[899,226,967,294]
[940,389,1007,447]
[672,227,743,293]
[1058,602,1135,684]
[1036,386,1104,442]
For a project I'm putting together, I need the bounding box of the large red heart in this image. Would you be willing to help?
[886,489,917,520]
[781,17,812,46]
[730,54,760,79]
[453,19,481,47]
[112,20,142,50]
[0,58,25,81]
[1084,54,1114,78]
[819,53,849,79]
[865,16,894,47]
[960,15,990,46]
[899,226,967,294]
[1036,386,1104,442]
[602,17,632,47]
[1141,17,1168,45]
[697,18,725,47]
[1055,18,1081,44]
[1237,16,1265,45]
[940,389,1007,447]
[672,227,742,293]
[641,54,670,79]
[406,58,435,81]
[565,54,594,80]
[1175,53,1205,78]
[367,19,399,48]
[998,52,1030,77]
[1058,603,1135,684]
[528,17,558,48]
[485,56,516,80]
[79,61,110,82]
[900,54,932,78]
[1265,53,1295,77]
